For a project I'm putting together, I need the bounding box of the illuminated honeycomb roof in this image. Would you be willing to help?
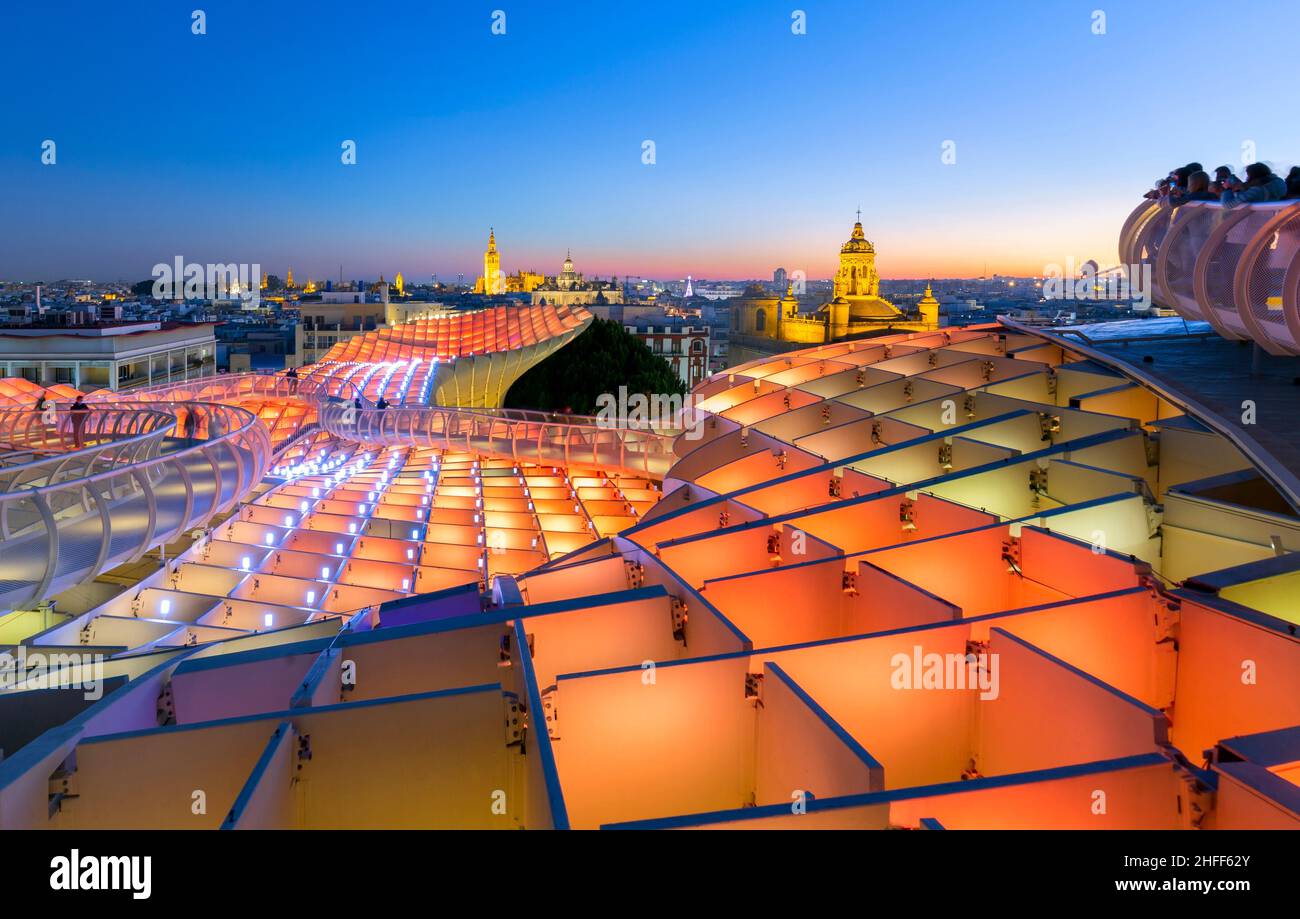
[318,303,593,408]
[322,302,592,362]
[3,319,1300,830]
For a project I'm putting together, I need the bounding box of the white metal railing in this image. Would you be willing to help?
[122,371,369,409]
[0,400,270,610]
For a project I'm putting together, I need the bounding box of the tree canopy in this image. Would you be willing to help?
[503,317,685,414]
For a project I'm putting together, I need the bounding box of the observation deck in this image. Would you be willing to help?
[1122,198,1300,354]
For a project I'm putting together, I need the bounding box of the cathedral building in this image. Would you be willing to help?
[729,216,939,365]
[472,230,545,294]
[530,251,624,307]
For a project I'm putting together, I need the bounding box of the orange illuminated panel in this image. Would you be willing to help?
[1270,761,1300,788]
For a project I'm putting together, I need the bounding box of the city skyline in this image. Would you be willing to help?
[3,0,1298,281]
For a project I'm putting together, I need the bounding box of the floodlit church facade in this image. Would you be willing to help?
[730,218,940,364]
[531,251,625,307]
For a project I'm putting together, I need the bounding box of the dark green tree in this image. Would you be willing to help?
[504,318,686,414]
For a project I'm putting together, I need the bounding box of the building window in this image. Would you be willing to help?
[81,364,110,388]
[755,309,766,332]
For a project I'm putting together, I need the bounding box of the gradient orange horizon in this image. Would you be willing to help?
[300,208,1122,285]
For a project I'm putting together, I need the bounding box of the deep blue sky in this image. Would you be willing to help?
[2,0,1297,282]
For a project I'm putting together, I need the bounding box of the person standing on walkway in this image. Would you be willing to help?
[69,394,90,449]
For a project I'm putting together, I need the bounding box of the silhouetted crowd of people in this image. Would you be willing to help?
[1145,161,1300,207]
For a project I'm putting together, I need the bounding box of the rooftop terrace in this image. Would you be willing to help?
[1,311,1298,830]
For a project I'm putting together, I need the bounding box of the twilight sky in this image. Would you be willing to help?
[2,0,1297,283]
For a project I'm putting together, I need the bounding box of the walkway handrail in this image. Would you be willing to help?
[0,399,271,611]
[1127,198,1300,356]
[122,371,370,409]
[0,404,178,493]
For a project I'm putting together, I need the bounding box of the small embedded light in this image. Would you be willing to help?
[402,578,410,591]
[284,515,294,527]
[160,599,171,617]
[306,590,316,605]
[406,548,414,560]
[264,613,274,628]
[241,556,251,571]
[321,566,330,579]
[349,523,357,534]
[335,542,344,554]
[410,528,418,539]
[300,500,308,513]
[265,534,275,545]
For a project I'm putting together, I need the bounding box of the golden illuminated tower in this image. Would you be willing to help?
[260,272,267,291]
[286,267,296,289]
[828,212,901,330]
[395,271,405,296]
[833,213,881,299]
[918,281,940,330]
[484,229,503,295]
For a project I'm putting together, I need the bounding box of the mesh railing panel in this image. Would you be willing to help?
[1241,208,1300,354]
